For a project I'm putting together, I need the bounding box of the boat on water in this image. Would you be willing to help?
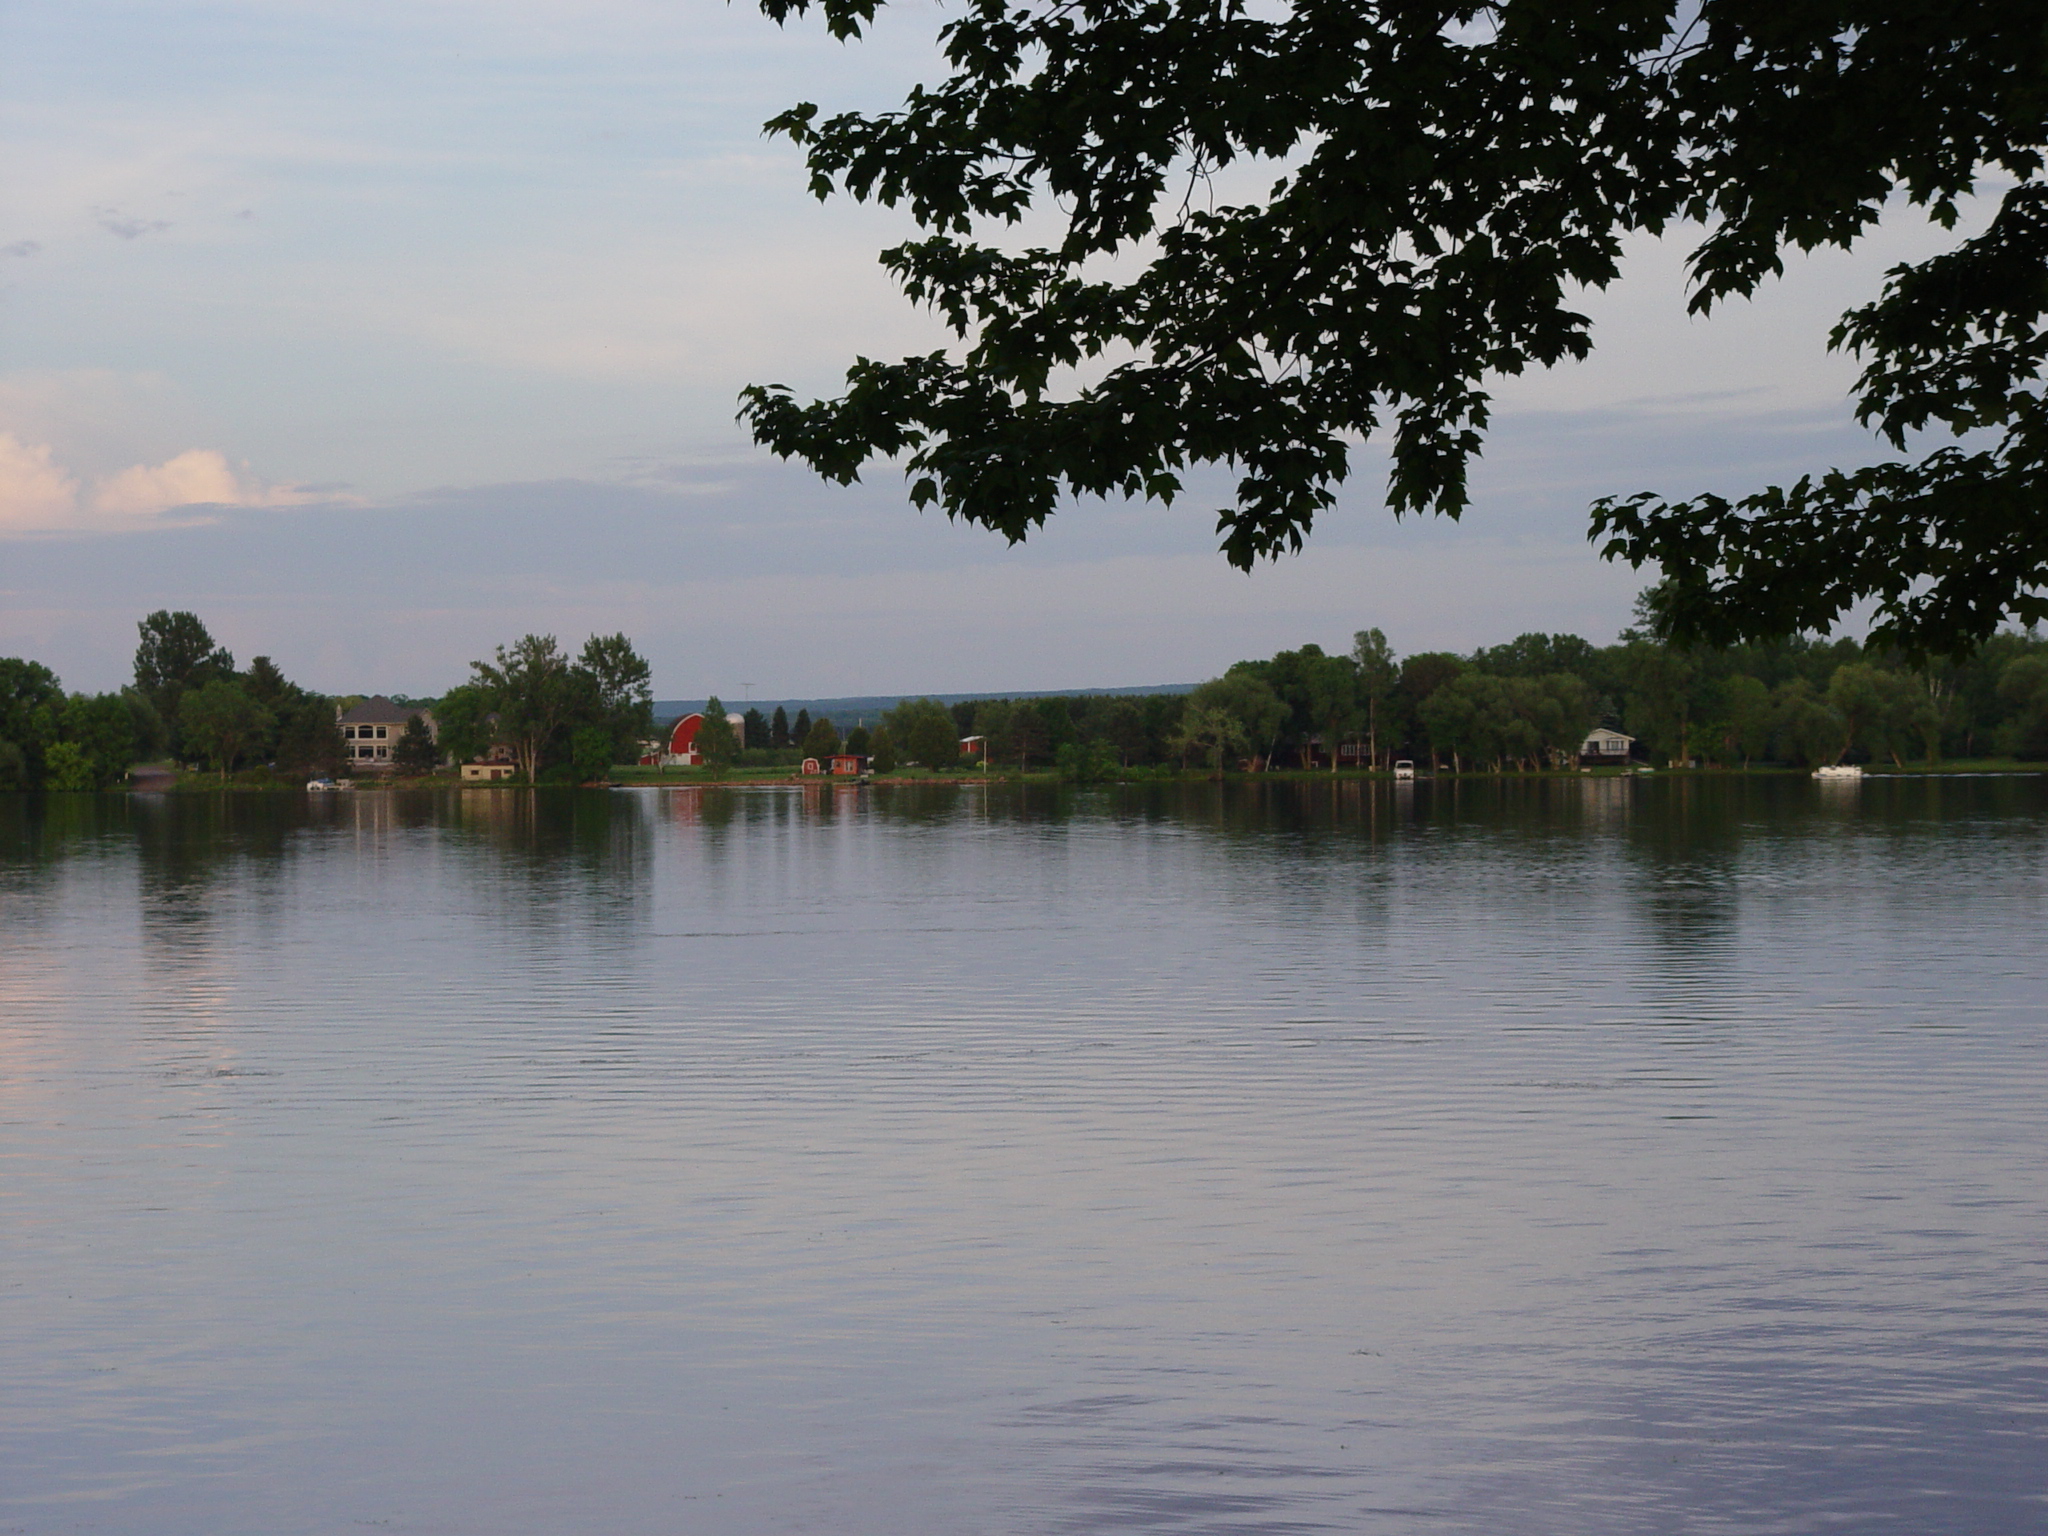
[1814,764,1864,780]
[305,777,355,792]
[1392,759,1416,781]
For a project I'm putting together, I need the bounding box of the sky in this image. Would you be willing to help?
[0,0,1985,698]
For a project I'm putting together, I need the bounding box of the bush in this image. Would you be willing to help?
[41,741,98,792]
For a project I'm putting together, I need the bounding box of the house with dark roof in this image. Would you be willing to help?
[339,696,435,772]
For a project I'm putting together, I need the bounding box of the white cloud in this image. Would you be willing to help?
[92,448,309,516]
[0,433,314,533]
[0,434,81,528]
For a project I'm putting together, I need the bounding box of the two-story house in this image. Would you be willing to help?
[339,697,434,772]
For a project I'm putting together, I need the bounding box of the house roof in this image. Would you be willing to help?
[340,696,425,725]
[1583,728,1634,743]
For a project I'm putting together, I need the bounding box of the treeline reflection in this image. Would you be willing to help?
[3,775,2038,869]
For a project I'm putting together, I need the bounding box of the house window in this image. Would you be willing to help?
[375,726,388,740]
[343,726,355,739]
[376,745,389,758]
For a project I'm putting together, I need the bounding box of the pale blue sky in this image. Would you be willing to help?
[0,0,1973,696]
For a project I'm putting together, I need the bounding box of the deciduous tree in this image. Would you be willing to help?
[800,713,842,761]
[745,0,2048,653]
[59,694,138,788]
[1187,673,1286,770]
[698,697,741,768]
[868,725,898,773]
[134,612,233,755]
[1171,704,1248,780]
[1352,629,1398,770]
[0,659,63,787]
[885,698,957,768]
[578,633,656,763]
[470,635,574,780]
[179,681,273,781]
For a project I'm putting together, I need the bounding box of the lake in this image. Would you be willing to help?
[2,777,2044,1535]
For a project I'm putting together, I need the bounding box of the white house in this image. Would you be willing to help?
[1580,727,1635,764]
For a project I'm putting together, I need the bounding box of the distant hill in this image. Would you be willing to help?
[653,684,1193,726]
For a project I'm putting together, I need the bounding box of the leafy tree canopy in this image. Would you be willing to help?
[135,611,232,703]
[800,713,844,760]
[179,681,273,781]
[698,697,742,766]
[578,633,656,758]
[868,724,899,772]
[882,697,956,766]
[744,0,2048,654]
[471,635,574,780]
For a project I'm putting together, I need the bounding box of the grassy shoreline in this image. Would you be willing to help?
[123,759,2047,791]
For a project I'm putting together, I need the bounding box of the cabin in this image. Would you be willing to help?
[1579,728,1636,766]
[829,754,865,776]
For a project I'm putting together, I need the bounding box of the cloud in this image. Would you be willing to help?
[0,435,82,528]
[93,207,171,240]
[0,434,315,533]
[3,240,39,258]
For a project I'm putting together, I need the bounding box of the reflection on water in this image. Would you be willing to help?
[1,779,2044,1536]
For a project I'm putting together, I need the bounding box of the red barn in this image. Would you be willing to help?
[639,712,706,766]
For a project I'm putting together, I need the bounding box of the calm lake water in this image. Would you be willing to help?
[2,777,2044,1535]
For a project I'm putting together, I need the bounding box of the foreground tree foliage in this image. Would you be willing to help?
[743,0,2048,653]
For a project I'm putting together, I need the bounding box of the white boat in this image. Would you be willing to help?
[305,777,354,791]
[1392,759,1416,781]
[1814,764,1864,780]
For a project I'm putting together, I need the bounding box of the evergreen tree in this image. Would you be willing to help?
[792,708,811,747]
[392,713,441,775]
[770,705,791,748]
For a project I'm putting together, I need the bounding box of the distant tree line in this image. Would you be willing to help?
[920,603,2048,776]
[0,610,349,788]
[5,600,2047,790]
